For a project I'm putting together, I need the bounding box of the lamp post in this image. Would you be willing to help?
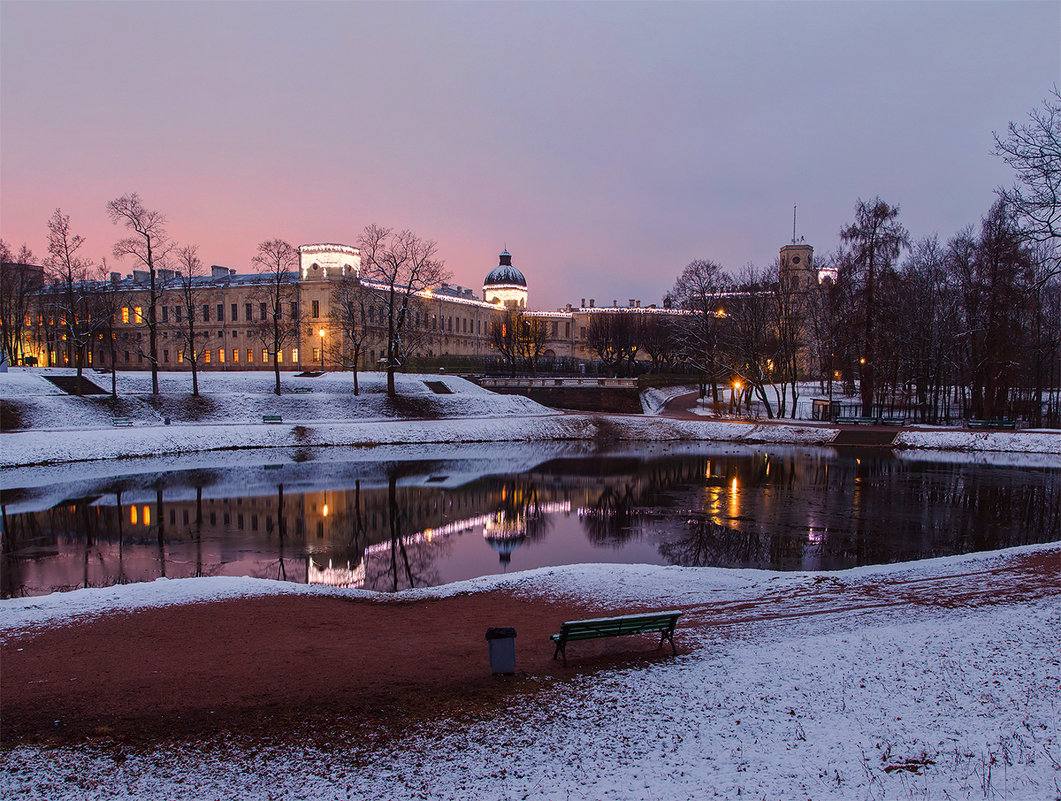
[318,328,325,370]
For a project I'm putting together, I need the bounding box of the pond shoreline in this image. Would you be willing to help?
[2,412,1060,468]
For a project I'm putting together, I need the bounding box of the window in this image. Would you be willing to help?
[231,303,238,321]
[277,349,283,364]
[218,348,225,364]
[217,303,224,322]
[291,347,298,362]
[368,306,375,322]
[176,305,183,322]
[178,350,184,364]
[247,348,254,362]
[134,306,143,323]
[137,351,144,363]
[565,322,571,337]
[202,304,210,322]
[262,349,269,362]
[289,301,298,318]
[162,306,169,323]
[312,300,320,318]
[204,349,211,364]
[245,303,253,321]
[163,349,169,363]
[312,347,320,362]
[232,348,239,363]
[121,307,130,324]
[260,302,267,320]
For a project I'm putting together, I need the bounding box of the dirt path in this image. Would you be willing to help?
[3,551,1057,749]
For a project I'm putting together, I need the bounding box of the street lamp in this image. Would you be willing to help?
[318,327,325,369]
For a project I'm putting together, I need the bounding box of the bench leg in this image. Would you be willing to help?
[553,640,567,666]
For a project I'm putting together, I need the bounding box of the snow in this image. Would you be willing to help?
[640,384,695,415]
[1,543,1057,800]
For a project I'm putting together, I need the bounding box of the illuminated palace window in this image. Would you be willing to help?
[262,349,268,362]
[247,348,253,362]
[134,306,143,323]
[292,348,299,362]
[232,348,239,363]
[121,307,130,324]
[204,350,211,364]
[218,348,225,364]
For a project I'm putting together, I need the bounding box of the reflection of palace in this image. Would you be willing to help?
[5,451,1054,597]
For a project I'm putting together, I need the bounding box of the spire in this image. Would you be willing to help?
[499,248,512,266]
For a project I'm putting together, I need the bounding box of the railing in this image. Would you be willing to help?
[476,376,639,389]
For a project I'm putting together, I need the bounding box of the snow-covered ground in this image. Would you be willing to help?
[2,543,1057,800]
[0,368,547,429]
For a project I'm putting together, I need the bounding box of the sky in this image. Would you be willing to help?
[2,1,1058,309]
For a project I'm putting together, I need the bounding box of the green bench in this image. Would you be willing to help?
[112,417,133,427]
[967,419,1017,430]
[551,611,681,666]
[877,416,907,426]
[262,414,283,424]
[835,415,877,425]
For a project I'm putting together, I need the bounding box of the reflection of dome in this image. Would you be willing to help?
[485,533,525,566]
[484,250,526,287]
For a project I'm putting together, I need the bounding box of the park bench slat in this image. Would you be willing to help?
[550,611,681,665]
[262,414,283,424]
[112,417,133,427]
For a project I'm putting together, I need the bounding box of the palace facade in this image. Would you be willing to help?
[15,241,815,371]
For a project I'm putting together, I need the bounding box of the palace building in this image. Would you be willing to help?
[13,241,813,371]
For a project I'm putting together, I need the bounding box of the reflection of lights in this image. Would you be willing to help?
[308,558,364,588]
[322,503,329,517]
[807,528,823,544]
[362,502,572,556]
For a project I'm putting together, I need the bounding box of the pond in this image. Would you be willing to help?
[2,444,1059,598]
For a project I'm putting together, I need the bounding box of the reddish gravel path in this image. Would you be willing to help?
[1,591,654,747]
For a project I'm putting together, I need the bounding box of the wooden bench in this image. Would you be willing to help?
[551,611,681,666]
[967,418,1017,430]
[835,416,877,425]
[112,417,133,427]
[877,416,907,426]
[262,414,283,424]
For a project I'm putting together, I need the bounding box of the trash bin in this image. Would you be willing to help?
[485,627,517,675]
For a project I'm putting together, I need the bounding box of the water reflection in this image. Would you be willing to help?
[2,448,1058,597]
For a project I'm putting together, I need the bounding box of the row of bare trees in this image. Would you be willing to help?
[2,194,450,398]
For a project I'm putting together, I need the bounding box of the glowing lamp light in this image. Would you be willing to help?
[318,328,325,339]
[322,503,329,517]
[858,356,866,365]
[733,379,742,391]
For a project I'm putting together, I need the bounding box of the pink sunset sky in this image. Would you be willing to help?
[1,1,1057,309]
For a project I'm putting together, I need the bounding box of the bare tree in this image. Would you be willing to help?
[93,257,129,399]
[357,225,450,397]
[174,244,208,397]
[44,209,107,389]
[586,312,638,373]
[671,259,728,399]
[994,87,1061,265]
[106,194,170,396]
[250,239,301,395]
[839,198,909,416]
[0,241,41,366]
[637,313,677,372]
[327,272,375,394]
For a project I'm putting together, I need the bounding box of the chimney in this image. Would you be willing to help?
[581,298,585,308]
[589,298,595,308]
[110,272,121,284]
[132,270,149,283]
[636,299,641,308]
[628,298,635,308]
[663,294,673,309]
[211,265,230,279]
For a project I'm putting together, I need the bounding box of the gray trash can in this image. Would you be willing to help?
[485,627,517,674]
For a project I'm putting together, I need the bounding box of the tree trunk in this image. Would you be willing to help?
[273,354,281,395]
